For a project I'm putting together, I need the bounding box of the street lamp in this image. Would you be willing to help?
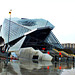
[8,10,12,45]
[6,10,12,65]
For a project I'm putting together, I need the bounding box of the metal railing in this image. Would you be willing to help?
[53,49,75,57]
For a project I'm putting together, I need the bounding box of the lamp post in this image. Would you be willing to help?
[8,10,12,45]
[6,10,12,65]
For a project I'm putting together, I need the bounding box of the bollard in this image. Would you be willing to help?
[73,61,75,69]
[67,57,69,62]
[55,62,57,68]
[55,55,57,61]
[73,57,74,62]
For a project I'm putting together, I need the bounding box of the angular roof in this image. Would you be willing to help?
[11,18,54,30]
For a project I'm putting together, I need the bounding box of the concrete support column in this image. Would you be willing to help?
[64,44,65,48]
[73,44,74,48]
[70,44,71,48]
[72,44,73,48]
[67,44,68,48]
[74,44,75,49]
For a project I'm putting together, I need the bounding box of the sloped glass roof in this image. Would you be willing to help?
[1,17,63,50]
[11,18,54,30]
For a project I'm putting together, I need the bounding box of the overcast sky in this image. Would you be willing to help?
[0,0,75,43]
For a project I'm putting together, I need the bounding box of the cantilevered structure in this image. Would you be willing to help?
[1,18,63,52]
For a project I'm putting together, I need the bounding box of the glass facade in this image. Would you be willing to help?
[1,19,30,43]
[45,31,63,49]
[1,18,63,51]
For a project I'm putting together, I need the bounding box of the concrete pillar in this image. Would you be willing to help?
[71,44,73,48]
[67,43,69,48]
[61,44,63,47]
[74,44,75,49]
[65,44,67,48]
[70,43,71,48]
[68,43,70,48]
[73,44,74,48]
[67,44,68,48]
[64,44,66,48]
